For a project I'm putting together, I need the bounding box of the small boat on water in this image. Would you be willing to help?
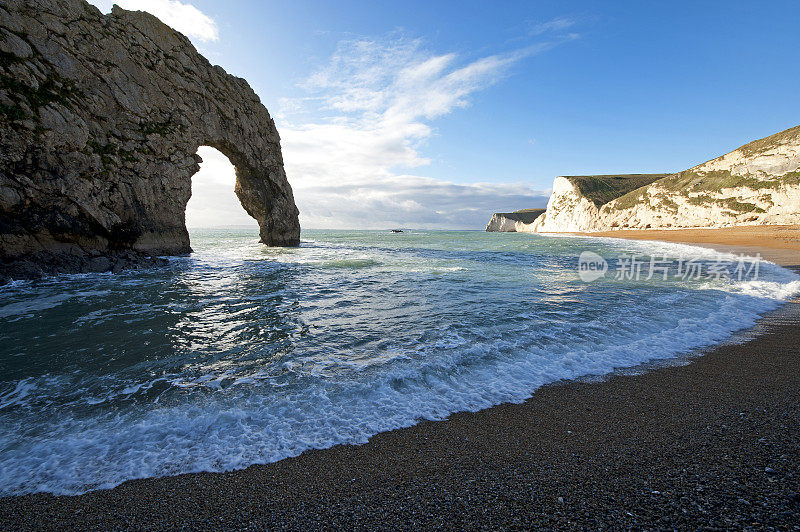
[390,229,404,233]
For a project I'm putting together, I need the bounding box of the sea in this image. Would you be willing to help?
[1,229,798,496]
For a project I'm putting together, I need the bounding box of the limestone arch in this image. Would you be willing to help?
[189,136,299,248]
[0,0,301,277]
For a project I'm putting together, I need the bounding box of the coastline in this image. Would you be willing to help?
[576,225,800,267]
[1,235,799,529]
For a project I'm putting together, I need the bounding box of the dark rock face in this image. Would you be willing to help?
[0,0,300,280]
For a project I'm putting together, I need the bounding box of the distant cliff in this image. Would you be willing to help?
[511,125,800,233]
[0,0,300,280]
[530,175,669,232]
[485,209,545,232]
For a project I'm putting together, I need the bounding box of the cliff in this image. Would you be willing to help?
[531,175,669,232]
[526,125,800,233]
[485,209,545,232]
[0,0,300,280]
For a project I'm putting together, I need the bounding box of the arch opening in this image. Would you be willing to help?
[185,146,260,231]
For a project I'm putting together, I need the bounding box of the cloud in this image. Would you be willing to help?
[86,0,219,42]
[186,147,256,228]
[295,175,550,230]
[528,17,576,36]
[183,146,549,231]
[276,34,570,229]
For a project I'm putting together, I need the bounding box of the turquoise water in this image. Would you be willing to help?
[0,229,798,495]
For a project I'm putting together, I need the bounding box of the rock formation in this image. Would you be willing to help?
[587,126,800,231]
[0,0,300,280]
[530,175,670,233]
[485,209,545,232]
[494,125,800,233]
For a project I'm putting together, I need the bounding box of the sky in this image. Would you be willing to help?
[87,0,800,229]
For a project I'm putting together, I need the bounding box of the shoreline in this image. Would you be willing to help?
[574,225,800,267]
[1,235,799,528]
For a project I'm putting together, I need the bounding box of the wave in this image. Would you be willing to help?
[0,232,797,496]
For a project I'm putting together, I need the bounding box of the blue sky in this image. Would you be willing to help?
[88,0,800,229]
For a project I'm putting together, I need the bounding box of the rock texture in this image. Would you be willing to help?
[527,125,800,233]
[485,209,545,232]
[0,0,300,280]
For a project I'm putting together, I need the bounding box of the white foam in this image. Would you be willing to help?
[0,294,75,319]
[0,378,37,410]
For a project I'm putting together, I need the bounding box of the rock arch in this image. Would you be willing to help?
[0,0,300,278]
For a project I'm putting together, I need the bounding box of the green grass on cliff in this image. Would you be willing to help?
[656,169,800,195]
[492,209,546,224]
[606,171,798,213]
[599,125,800,212]
[686,195,766,214]
[658,170,774,193]
[565,174,672,207]
[738,124,800,157]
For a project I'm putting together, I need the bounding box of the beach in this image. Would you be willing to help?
[3,0,800,528]
[1,228,798,529]
[585,225,800,266]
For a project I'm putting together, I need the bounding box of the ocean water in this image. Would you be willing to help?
[0,229,798,496]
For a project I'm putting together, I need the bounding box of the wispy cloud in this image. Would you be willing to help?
[278,32,574,229]
[528,16,576,36]
[87,0,219,42]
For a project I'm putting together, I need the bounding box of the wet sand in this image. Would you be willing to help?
[1,236,799,529]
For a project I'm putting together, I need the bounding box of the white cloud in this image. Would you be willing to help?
[185,147,256,228]
[276,34,569,229]
[87,0,219,42]
[295,175,550,230]
[528,17,576,36]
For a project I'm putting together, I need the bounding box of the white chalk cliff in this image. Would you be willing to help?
[527,125,800,233]
[485,209,545,232]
